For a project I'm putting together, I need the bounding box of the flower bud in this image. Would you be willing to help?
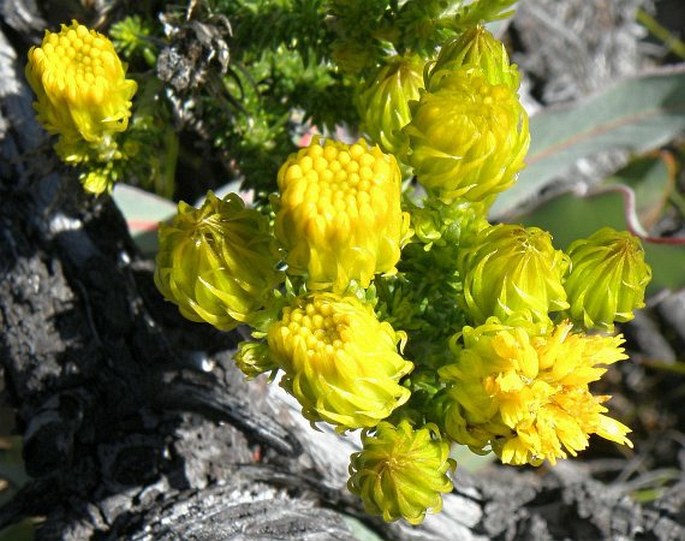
[404,70,529,202]
[274,138,410,290]
[25,21,137,150]
[154,192,283,331]
[458,224,570,325]
[266,293,413,431]
[356,54,425,157]
[564,228,652,330]
[348,420,454,524]
[235,340,277,379]
[439,318,632,466]
[427,25,520,92]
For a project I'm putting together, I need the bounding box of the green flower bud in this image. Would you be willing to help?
[235,340,277,379]
[154,192,283,331]
[427,25,520,92]
[348,420,454,525]
[356,54,425,157]
[404,70,529,202]
[458,224,570,324]
[267,293,413,431]
[564,227,652,330]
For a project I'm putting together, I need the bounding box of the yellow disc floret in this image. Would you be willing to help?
[439,318,632,466]
[26,20,137,152]
[267,293,413,431]
[274,138,410,291]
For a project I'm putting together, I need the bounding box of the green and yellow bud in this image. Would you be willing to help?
[266,293,413,431]
[564,227,652,330]
[427,25,520,91]
[348,420,454,525]
[439,318,632,466]
[458,224,570,325]
[356,54,425,157]
[234,340,278,379]
[154,192,283,331]
[404,70,529,202]
[274,139,410,291]
[26,20,137,183]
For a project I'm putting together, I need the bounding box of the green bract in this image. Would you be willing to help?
[564,227,652,330]
[427,25,520,91]
[356,54,426,158]
[348,420,454,524]
[154,192,283,330]
[458,224,570,325]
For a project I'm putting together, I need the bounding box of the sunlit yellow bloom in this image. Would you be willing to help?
[356,54,425,157]
[274,139,410,290]
[348,420,454,525]
[266,293,413,431]
[427,25,520,91]
[565,227,652,330]
[439,319,632,466]
[458,224,570,325]
[404,70,529,202]
[154,192,283,331]
[25,20,137,148]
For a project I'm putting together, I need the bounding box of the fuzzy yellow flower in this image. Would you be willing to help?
[404,70,529,203]
[274,139,410,291]
[458,224,570,325]
[564,227,652,330]
[154,192,283,331]
[348,421,454,525]
[439,318,632,466]
[267,293,413,431]
[25,20,137,152]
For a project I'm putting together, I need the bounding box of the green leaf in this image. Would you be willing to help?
[492,67,685,219]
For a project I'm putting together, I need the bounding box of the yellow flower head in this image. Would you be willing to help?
[439,319,632,466]
[427,25,521,91]
[267,293,413,431]
[154,192,283,331]
[348,420,454,525]
[274,139,410,291]
[404,70,529,202]
[458,224,570,325]
[25,21,137,148]
[356,54,425,157]
[565,227,652,330]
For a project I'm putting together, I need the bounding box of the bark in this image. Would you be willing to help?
[1,2,684,540]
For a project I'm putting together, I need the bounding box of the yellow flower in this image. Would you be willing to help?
[356,54,425,157]
[439,319,632,466]
[564,227,652,330]
[25,20,137,148]
[266,293,413,431]
[274,139,410,291]
[154,192,283,331]
[348,420,454,525]
[458,224,570,325]
[404,70,529,203]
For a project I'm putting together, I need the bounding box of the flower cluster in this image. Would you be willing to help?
[26,20,137,194]
[134,21,648,527]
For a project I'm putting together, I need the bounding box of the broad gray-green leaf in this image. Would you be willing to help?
[491,66,685,219]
